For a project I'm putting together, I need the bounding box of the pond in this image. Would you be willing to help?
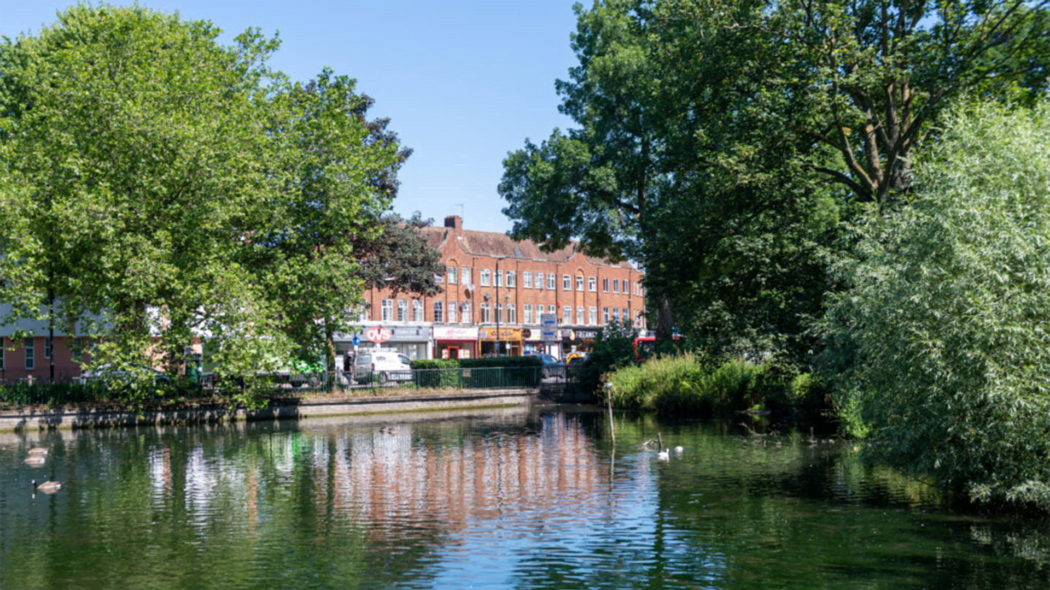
[1,407,1048,589]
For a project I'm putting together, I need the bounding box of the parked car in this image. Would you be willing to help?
[79,364,170,385]
[354,349,412,385]
[537,354,565,378]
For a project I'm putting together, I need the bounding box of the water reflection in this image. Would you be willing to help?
[1,410,1048,589]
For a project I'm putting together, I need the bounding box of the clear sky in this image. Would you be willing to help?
[0,1,579,233]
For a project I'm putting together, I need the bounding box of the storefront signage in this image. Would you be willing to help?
[433,326,479,341]
[365,327,392,343]
[479,327,523,341]
[563,329,598,342]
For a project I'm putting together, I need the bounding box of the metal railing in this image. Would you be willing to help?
[0,366,567,406]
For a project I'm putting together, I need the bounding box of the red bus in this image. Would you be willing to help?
[633,335,683,363]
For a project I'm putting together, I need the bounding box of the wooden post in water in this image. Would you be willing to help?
[657,431,664,451]
[604,382,615,444]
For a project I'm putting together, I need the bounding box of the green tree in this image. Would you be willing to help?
[824,100,1050,509]
[259,70,408,373]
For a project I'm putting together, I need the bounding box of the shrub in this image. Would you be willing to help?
[409,359,461,388]
[823,100,1050,509]
[575,320,637,394]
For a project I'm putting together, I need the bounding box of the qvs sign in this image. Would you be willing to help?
[365,327,392,343]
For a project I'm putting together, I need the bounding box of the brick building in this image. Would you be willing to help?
[352,216,646,360]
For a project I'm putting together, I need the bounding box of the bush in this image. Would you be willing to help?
[409,359,461,388]
[459,357,542,368]
[823,100,1050,509]
[575,320,637,394]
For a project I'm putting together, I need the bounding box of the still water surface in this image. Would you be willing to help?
[1,408,1048,589]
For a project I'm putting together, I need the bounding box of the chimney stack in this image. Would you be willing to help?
[444,215,463,232]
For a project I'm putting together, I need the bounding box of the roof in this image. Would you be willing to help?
[419,225,636,271]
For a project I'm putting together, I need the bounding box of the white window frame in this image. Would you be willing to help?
[448,300,457,323]
[44,337,52,359]
[548,305,556,316]
[603,307,610,324]
[576,306,585,325]
[413,300,424,322]
[24,338,34,371]
[612,279,619,294]
[433,301,444,323]
[576,275,584,291]
[461,302,472,324]
[523,304,532,324]
[588,307,597,325]
[448,266,457,285]
[563,306,572,325]
[613,308,620,323]
[563,274,571,290]
[603,277,609,293]
[507,271,516,288]
[547,274,555,290]
[480,269,491,286]
[397,299,407,322]
[462,267,472,285]
[535,272,544,290]
[589,276,597,292]
[507,304,516,324]
[480,302,491,323]
[495,269,504,287]
[524,272,533,288]
[381,299,393,322]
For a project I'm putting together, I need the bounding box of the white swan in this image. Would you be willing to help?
[657,449,670,461]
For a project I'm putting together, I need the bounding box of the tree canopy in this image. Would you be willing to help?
[0,5,412,391]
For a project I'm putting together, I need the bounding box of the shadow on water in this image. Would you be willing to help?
[0,408,1047,589]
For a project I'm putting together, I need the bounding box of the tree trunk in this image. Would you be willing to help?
[655,296,675,342]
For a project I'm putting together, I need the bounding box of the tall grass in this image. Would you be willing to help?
[607,353,820,416]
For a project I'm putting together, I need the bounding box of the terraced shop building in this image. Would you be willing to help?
[352,216,646,361]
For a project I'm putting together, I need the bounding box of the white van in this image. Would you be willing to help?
[354,349,412,385]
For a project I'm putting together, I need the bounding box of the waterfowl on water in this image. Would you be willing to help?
[31,480,62,494]
[674,446,684,454]
[27,447,48,456]
[24,456,46,467]
[657,449,670,461]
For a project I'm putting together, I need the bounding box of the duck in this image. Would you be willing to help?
[24,456,46,467]
[27,447,48,456]
[674,446,684,454]
[31,480,62,494]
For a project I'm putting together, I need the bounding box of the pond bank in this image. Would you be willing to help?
[0,388,550,432]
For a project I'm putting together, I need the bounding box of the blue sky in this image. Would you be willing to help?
[0,1,579,233]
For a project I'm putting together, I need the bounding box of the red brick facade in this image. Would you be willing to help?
[360,216,646,359]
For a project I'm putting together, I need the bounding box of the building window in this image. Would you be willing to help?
[496,303,504,324]
[588,307,597,325]
[623,308,629,323]
[524,272,533,288]
[381,299,393,322]
[433,301,444,323]
[461,302,472,323]
[413,300,424,322]
[548,305,556,316]
[480,303,491,323]
[434,272,444,284]
[576,275,584,291]
[507,271,516,287]
[523,304,532,324]
[547,274,555,290]
[44,337,52,359]
[535,272,544,289]
[563,306,572,324]
[462,267,472,286]
[613,308,620,322]
[563,274,571,290]
[612,279,619,294]
[495,269,504,287]
[589,276,597,292]
[622,279,629,293]
[480,269,491,286]
[603,307,610,324]
[397,300,407,322]
[448,266,457,284]
[24,338,34,371]
[603,278,610,293]
[448,300,457,323]
[576,307,585,325]
[508,304,516,324]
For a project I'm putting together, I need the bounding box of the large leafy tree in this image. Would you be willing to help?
[259,70,410,372]
[0,5,411,393]
[824,100,1050,509]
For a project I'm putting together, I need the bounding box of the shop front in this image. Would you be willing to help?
[335,324,432,362]
[560,328,598,359]
[433,326,478,360]
[479,327,523,357]
[521,328,555,357]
